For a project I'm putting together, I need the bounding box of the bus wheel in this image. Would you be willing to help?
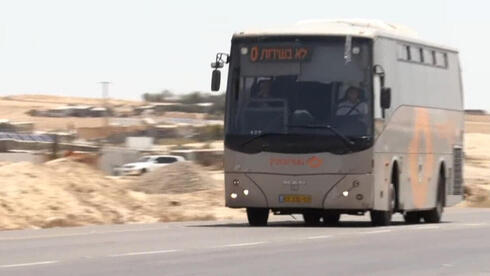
[323,213,341,225]
[371,182,395,226]
[404,212,421,224]
[422,173,445,223]
[303,213,322,226]
[246,208,269,226]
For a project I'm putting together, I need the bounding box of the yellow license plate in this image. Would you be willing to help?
[280,195,312,203]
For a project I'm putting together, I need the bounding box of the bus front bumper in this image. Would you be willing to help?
[225,173,374,210]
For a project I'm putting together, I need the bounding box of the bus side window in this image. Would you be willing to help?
[373,73,384,137]
[419,48,424,63]
[423,49,431,64]
[398,44,407,60]
[435,52,446,67]
[410,47,421,62]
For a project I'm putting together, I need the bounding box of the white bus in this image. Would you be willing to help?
[210,20,464,226]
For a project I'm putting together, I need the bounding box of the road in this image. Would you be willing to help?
[1,208,490,275]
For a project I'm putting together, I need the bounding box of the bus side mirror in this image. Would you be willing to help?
[211,69,221,91]
[381,87,391,109]
[210,52,229,92]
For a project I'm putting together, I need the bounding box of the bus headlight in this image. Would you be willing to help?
[230,193,238,199]
[243,189,249,196]
[342,191,349,197]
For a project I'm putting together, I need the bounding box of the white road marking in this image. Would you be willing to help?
[463,223,487,227]
[110,249,178,257]
[362,229,392,234]
[0,260,59,268]
[0,227,170,241]
[412,225,440,230]
[221,242,266,248]
[306,235,331,240]
[401,224,441,231]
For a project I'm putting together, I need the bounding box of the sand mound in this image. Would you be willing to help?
[461,185,490,208]
[458,133,490,207]
[0,160,144,230]
[129,162,219,194]
[0,159,242,230]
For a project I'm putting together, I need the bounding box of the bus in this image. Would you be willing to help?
[210,19,464,226]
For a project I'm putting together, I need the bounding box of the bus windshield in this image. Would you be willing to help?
[225,37,374,154]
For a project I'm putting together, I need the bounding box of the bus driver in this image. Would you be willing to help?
[336,86,368,116]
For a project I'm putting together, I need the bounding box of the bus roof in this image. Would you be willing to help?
[233,19,457,52]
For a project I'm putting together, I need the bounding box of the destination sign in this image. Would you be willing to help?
[249,46,311,63]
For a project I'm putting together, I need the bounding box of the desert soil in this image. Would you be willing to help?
[458,115,490,207]
[0,95,140,131]
[0,160,243,230]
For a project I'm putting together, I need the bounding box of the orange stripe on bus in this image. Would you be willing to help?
[408,108,434,208]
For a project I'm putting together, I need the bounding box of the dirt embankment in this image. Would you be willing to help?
[459,132,490,207]
[0,160,242,230]
[129,162,220,194]
[459,114,490,207]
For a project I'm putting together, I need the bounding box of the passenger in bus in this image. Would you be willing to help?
[336,86,368,116]
[256,80,272,99]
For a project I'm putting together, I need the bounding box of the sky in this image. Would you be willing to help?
[0,0,488,110]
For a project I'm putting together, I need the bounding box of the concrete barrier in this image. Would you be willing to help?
[0,152,47,164]
[0,140,99,153]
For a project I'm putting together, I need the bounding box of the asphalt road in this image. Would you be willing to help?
[1,208,490,275]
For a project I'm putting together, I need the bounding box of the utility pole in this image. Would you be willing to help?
[99,81,111,128]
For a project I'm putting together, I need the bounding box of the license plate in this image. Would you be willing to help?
[279,195,312,203]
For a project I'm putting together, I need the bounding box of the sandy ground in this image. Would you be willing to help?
[457,115,490,207]
[0,160,243,230]
[0,95,212,131]
[0,95,141,131]
[454,114,490,207]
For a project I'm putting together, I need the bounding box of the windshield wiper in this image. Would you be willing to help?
[240,133,285,148]
[287,124,355,150]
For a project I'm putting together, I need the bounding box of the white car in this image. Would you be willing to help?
[115,155,185,175]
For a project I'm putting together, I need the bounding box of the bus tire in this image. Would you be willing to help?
[422,172,445,223]
[323,213,341,225]
[246,208,269,226]
[303,213,322,226]
[371,182,395,226]
[404,211,422,224]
